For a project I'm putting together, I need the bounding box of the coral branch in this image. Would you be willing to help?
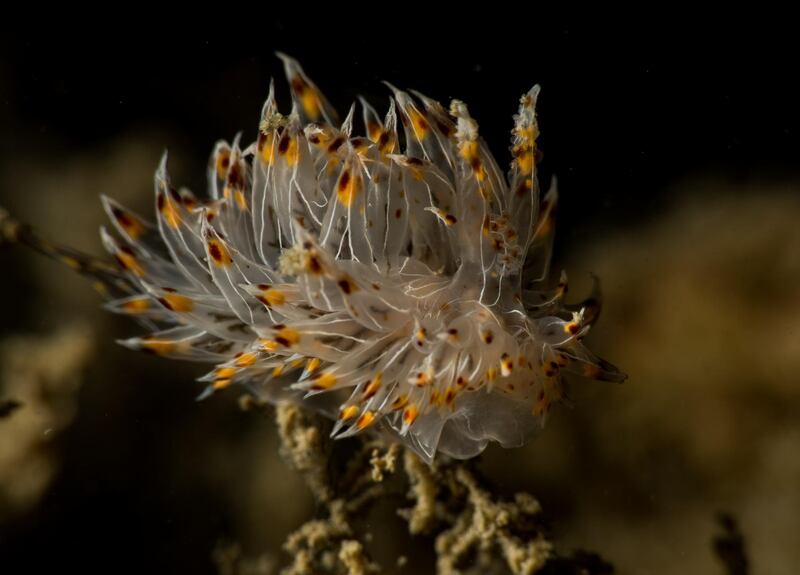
[240,396,614,575]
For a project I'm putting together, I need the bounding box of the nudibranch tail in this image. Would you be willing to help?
[10,54,625,463]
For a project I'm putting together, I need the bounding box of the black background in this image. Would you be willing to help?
[4,22,798,228]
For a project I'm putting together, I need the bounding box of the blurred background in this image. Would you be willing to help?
[1,20,799,574]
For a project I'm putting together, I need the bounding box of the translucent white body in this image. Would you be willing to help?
[82,55,624,463]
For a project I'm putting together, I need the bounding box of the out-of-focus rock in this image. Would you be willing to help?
[484,184,800,575]
[0,323,94,517]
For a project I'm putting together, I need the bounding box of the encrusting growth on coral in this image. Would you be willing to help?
[401,448,439,535]
[275,401,335,503]
[370,443,401,483]
[434,467,550,575]
[270,402,382,574]
[337,540,380,575]
[241,395,611,575]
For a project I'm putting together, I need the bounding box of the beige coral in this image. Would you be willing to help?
[259,400,559,575]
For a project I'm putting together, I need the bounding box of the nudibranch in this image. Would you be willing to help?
[13,54,625,462]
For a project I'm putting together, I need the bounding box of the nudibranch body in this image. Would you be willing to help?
[26,55,625,462]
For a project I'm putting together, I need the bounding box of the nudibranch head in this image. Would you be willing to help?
[41,54,626,462]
